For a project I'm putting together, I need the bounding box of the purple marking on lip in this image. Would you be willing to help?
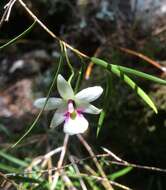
[77,108,84,114]
[64,112,70,117]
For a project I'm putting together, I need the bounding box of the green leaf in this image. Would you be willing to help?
[33,181,49,190]
[109,167,133,180]
[0,21,36,50]
[0,163,19,173]
[91,57,108,68]
[97,74,113,136]
[97,110,106,137]
[9,175,43,184]
[91,57,158,113]
[108,65,158,113]
[0,150,28,167]
[110,64,166,85]
[74,64,84,93]
[0,124,11,136]
[91,57,166,85]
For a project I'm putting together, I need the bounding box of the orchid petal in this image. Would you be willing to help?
[75,86,103,103]
[57,74,74,100]
[50,111,65,128]
[63,113,88,135]
[81,103,102,114]
[34,98,63,110]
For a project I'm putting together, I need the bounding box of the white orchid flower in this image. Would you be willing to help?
[34,74,103,135]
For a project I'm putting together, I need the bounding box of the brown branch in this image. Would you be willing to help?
[78,173,133,190]
[69,155,88,190]
[77,134,114,190]
[119,47,166,72]
[0,172,18,189]
[16,0,89,60]
[152,25,166,36]
[61,171,78,190]
[5,152,166,177]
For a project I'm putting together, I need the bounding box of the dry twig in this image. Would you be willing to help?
[69,155,88,190]
[77,134,114,190]
[61,171,78,190]
[0,0,17,27]
[15,0,89,59]
[78,173,133,190]
[120,47,166,72]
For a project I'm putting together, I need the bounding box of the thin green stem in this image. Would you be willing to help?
[11,55,62,148]
[0,21,36,50]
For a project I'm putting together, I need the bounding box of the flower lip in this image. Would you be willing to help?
[63,113,89,135]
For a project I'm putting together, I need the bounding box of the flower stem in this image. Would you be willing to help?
[51,134,69,190]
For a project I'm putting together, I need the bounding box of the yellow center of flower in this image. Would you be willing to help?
[70,111,77,120]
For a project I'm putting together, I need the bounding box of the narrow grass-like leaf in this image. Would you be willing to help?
[86,179,100,190]
[11,55,62,148]
[111,64,166,85]
[9,175,43,184]
[109,167,133,180]
[91,57,158,113]
[33,181,49,190]
[97,74,113,136]
[109,65,158,113]
[0,21,36,50]
[0,150,28,167]
[62,42,74,83]
[97,110,106,137]
[74,65,84,93]
[0,124,11,136]
[91,57,166,85]
[0,163,19,173]
[68,172,100,190]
